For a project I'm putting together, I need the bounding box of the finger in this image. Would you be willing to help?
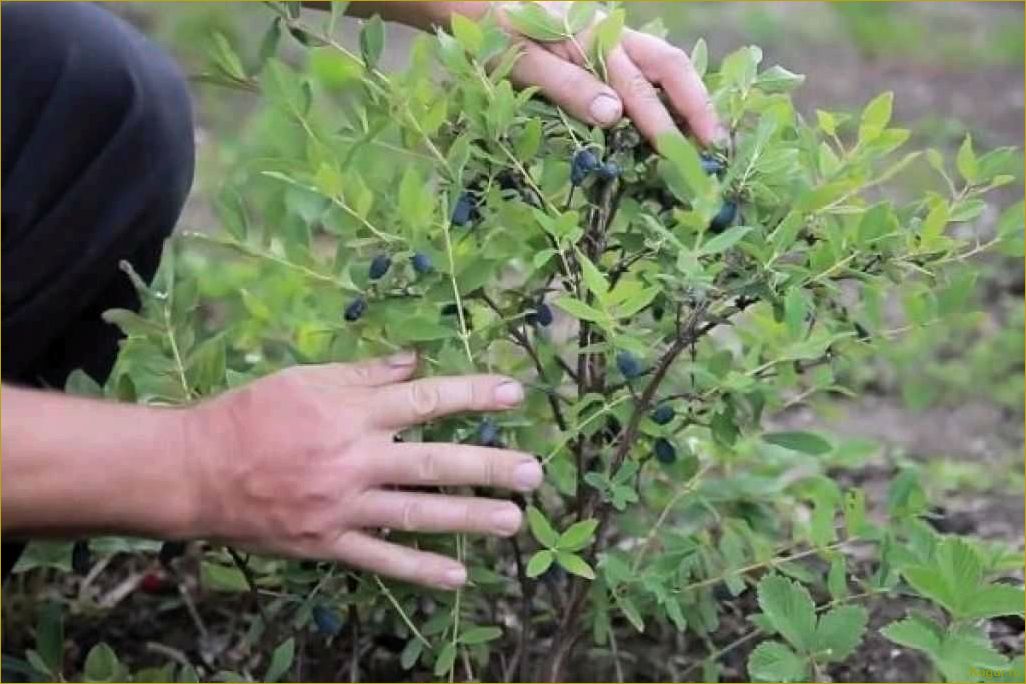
[353,491,523,536]
[510,42,623,128]
[304,352,419,388]
[606,43,679,146]
[331,530,467,590]
[623,31,723,146]
[369,375,524,429]
[368,443,543,492]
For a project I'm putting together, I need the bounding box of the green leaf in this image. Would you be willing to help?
[827,555,849,601]
[65,369,104,397]
[264,638,294,683]
[956,133,979,184]
[556,551,596,579]
[400,638,423,670]
[433,642,457,677]
[565,1,597,34]
[450,13,483,55]
[657,131,714,206]
[700,226,752,255]
[747,641,808,682]
[814,605,867,661]
[201,562,249,593]
[36,602,64,676]
[504,2,565,42]
[83,643,120,682]
[526,506,559,547]
[553,296,606,323]
[858,91,893,144]
[575,249,609,300]
[881,614,943,656]
[756,65,805,93]
[762,431,833,455]
[816,110,837,136]
[460,626,503,645]
[756,575,817,652]
[526,550,555,577]
[359,15,384,70]
[557,518,598,551]
[592,9,625,58]
[102,308,164,337]
[964,584,1026,619]
[690,38,708,78]
[515,117,543,161]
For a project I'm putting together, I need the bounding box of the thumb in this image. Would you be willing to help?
[511,43,623,128]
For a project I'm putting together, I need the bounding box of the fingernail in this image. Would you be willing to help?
[387,350,417,368]
[589,94,622,126]
[491,505,522,534]
[442,566,467,588]
[494,381,524,406]
[513,460,543,491]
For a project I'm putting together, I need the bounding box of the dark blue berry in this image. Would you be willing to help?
[72,540,91,576]
[477,418,500,447]
[452,191,476,226]
[411,252,432,274]
[369,254,391,280]
[616,351,642,379]
[654,438,676,465]
[159,541,186,566]
[700,154,726,177]
[571,148,600,185]
[651,405,675,425]
[709,199,737,233]
[344,297,367,322]
[597,161,621,181]
[312,605,343,636]
[528,302,553,327]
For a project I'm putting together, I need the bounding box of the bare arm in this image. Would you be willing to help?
[1,384,198,539]
[1,354,542,590]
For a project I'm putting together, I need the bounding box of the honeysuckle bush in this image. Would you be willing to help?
[35,2,1024,682]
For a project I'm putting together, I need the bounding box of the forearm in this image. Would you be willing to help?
[0,385,200,540]
[305,1,490,32]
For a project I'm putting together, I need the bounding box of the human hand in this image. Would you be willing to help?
[183,352,542,590]
[494,1,725,146]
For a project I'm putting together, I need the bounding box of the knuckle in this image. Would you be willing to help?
[417,450,441,484]
[400,500,420,531]
[408,382,440,418]
[627,73,658,102]
[482,454,498,487]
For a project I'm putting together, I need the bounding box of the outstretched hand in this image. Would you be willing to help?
[185,352,542,590]
[495,1,725,146]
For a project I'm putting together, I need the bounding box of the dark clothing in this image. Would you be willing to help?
[2,2,195,578]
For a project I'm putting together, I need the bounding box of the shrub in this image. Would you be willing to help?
[43,2,1024,681]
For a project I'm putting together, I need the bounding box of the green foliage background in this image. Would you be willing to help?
[4,3,1023,683]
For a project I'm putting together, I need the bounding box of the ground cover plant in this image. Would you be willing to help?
[6,2,1024,682]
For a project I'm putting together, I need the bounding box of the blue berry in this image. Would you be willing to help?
[72,540,91,576]
[312,605,343,636]
[709,199,737,233]
[344,297,367,322]
[654,438,676,465]
[452,191,476,226]
[616,351,642,379]
[528,302,553,327]
[597,161,621,181]
[411,252,432,275]
[651,405,675,425]
[571,148,600,185]
[369,254,391,280]
[700,154,726,177]
[477,418,500,447]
